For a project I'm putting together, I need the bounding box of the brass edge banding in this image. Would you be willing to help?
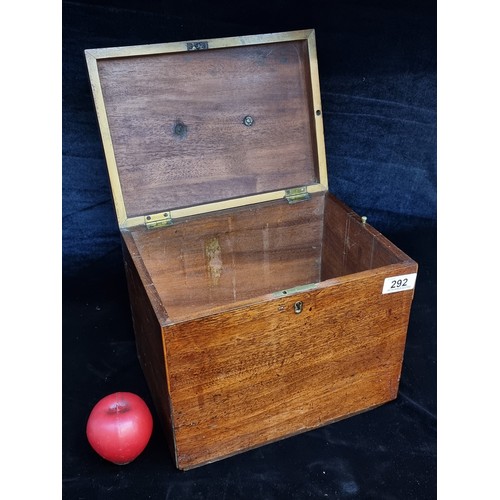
[306,30,328,190]
[122,184,327,229]
[85,51,128,226]
[85,29,315,59]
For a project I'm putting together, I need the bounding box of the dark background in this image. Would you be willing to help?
[62,0,436,498]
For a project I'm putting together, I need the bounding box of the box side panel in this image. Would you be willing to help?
[165,263,416,469]
[321,193,414,279]
[121,234,177,464]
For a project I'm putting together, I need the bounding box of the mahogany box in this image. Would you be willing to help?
[85,29,418,470]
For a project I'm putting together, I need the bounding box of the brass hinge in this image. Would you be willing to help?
[285,186,311,204]
[144,211,172,229]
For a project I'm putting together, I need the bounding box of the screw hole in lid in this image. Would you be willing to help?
[315,109,321,116]
[243,115,254,127]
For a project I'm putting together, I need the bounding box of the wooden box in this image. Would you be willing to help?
[85,29,418,470]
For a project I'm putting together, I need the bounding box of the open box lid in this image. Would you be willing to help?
[85,29,328,229]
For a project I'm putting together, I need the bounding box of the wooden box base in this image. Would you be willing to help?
[121,192,417,470]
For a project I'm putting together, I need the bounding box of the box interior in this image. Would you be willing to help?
[125,192,403,323]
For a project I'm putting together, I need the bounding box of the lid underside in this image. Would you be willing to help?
[87,31,327,225]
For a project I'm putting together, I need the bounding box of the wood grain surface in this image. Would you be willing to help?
[129,194,325,323]
[165,262,416,469]
[321,193,405,279]
[97,40,319,217]
[121,236,176,461]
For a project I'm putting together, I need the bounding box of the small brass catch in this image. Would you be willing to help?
[187,41,208,51]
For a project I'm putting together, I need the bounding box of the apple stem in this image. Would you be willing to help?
[110,402,128,413]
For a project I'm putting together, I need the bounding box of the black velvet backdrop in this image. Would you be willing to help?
[62,1,436,498]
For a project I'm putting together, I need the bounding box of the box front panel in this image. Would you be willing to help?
[164,264,416,469]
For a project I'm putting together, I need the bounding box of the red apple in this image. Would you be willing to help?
[86,392,153,465]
